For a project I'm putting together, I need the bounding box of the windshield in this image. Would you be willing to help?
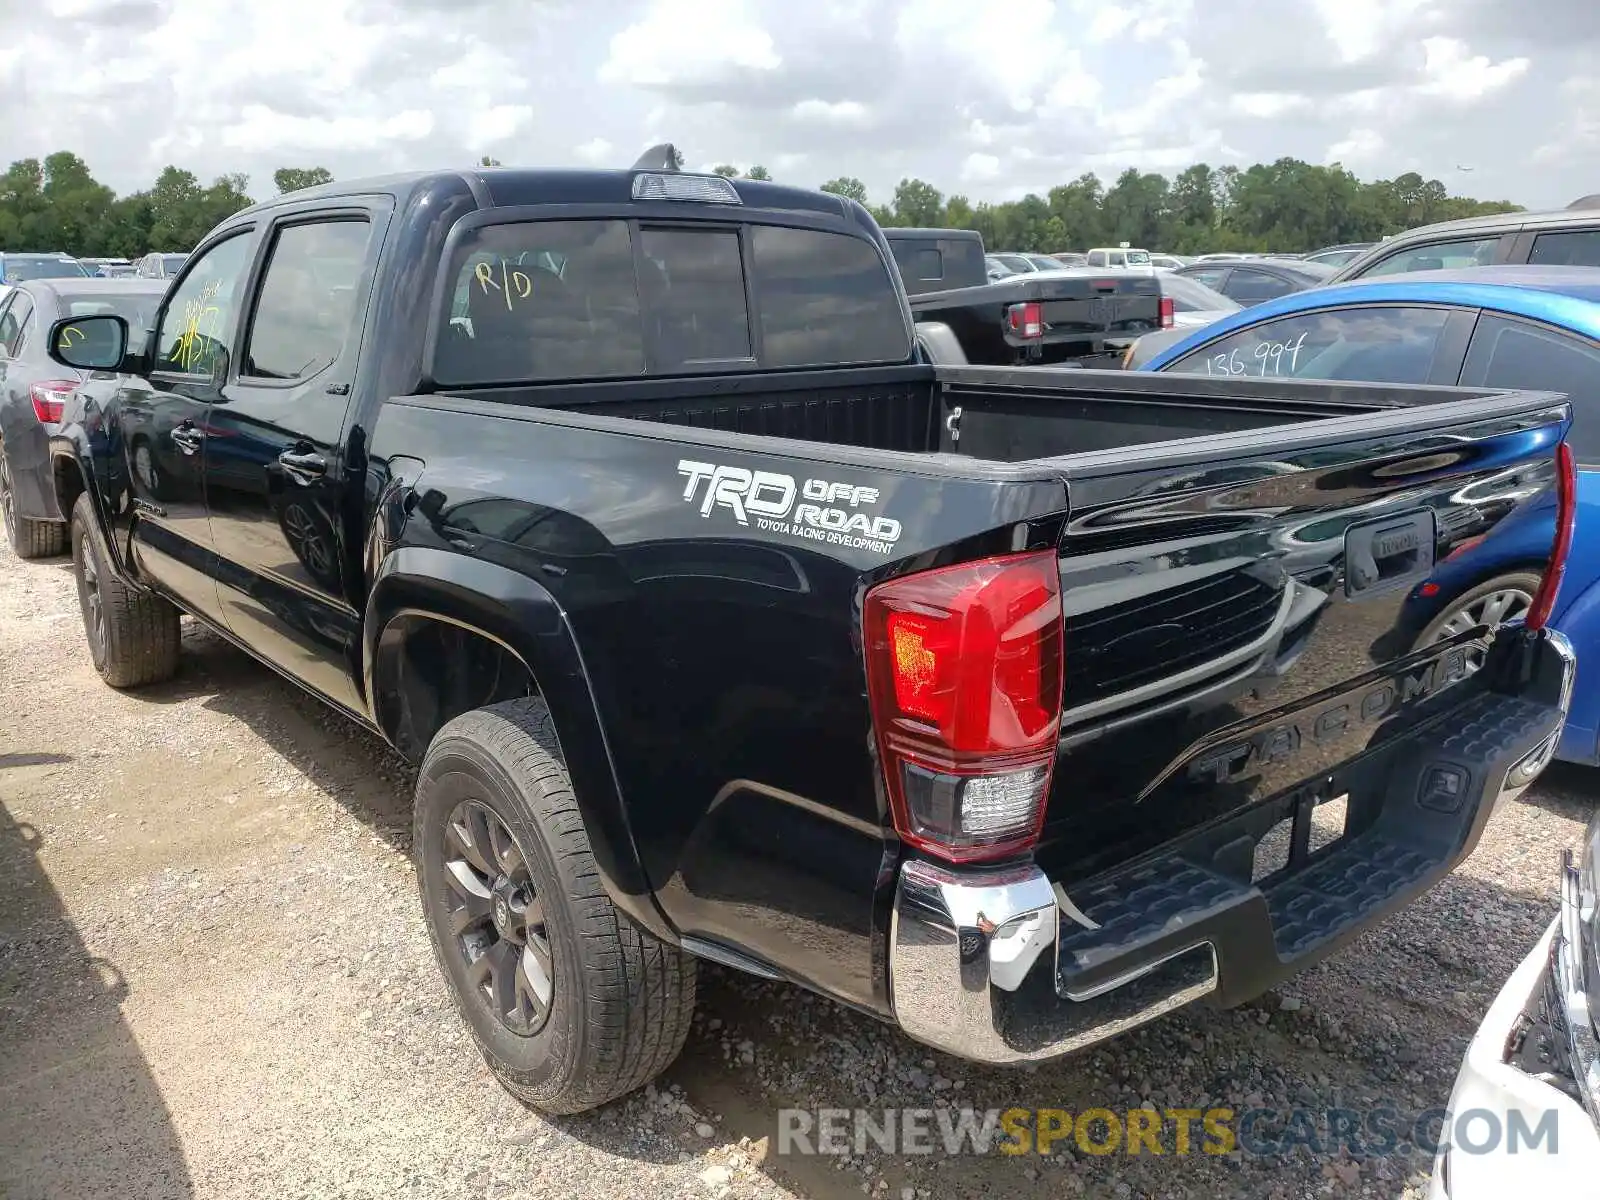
[1024,255,1063,271]
[6,256,90,281]
[1125,250,1152,265]
[1161,274,1240,313]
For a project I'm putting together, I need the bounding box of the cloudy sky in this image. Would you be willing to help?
[1,0,1594,210]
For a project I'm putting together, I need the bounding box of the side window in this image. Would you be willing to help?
[1166,305,1454,383]
[0,293,29,357]
[1225,269,1295,304]
[638,227,751,366]
[153,235,254,376]
[1183,267,1230,290]
[912,247,943,281]
[1358,237,1500,277]
[1109,252,1125,268]
[243,220,372,380]
[1527,230,1600,268]
[1086,251,1106,267]
[1459,316,1600,463]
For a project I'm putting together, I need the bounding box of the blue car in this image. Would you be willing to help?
[1138,265,1600,765]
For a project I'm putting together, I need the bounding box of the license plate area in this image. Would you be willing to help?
[1250,781,1349,886]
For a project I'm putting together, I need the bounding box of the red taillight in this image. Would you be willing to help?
[1528,441,1576,631]
[30,380,77,424]
[1159,296,1175,328]
[864,551,1064,863]
[1006,301,1044,340]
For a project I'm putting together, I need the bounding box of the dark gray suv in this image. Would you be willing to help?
[1329,208,1600,283]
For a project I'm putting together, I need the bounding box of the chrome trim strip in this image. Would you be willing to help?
[889,859,1219,1064]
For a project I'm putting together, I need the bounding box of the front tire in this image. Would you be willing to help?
[415,697,696,1114]
[70,492,181,687]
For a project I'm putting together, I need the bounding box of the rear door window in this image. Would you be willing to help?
[1526,229,1600,268]
[1458,315,1600,463]
[1164,305,1456,383]
[434,218,909,384]
[1224,269,1295,305]
[1182,266,1231,291]
[1357,237,1501,277]
[0,292,33,357]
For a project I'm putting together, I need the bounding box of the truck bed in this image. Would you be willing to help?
[441,363,1518,464]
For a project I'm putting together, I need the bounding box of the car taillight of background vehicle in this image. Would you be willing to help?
[30,380,77,423]
[1005,301,1043,340]
[1527,441,1576,631]
[1159,296,1174,328]
[863,550,1064,863]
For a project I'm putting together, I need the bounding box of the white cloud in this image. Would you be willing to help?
[574,137,615,164]
[1230,92,1313,119]
[600,0,780,87]
[221,106,436,154]
[960,153,1000,182]
[0,0,1591,217]
[1327,128,1385,164]
[1417,37,1529,101]
[791,99,870,124]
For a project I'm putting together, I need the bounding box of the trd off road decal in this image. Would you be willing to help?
[677,460,903,555]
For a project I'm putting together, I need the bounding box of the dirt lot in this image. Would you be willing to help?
[1,532,1593,1200]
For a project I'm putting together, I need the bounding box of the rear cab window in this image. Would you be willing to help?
[433,218,911,385]
[1357,237,1501,277]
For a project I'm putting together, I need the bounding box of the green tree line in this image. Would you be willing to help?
[820,159,1521,254]
[0,153,334,257]
[1,150,1520,260]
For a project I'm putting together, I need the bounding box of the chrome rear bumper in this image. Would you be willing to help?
[888,858,1217,1063]
[888,630,1573,1066]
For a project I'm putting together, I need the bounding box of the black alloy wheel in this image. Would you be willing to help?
[437,798,554,1036]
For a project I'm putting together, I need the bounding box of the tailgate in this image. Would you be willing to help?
[1036,388,1571,888]
[1033,273,1163,346]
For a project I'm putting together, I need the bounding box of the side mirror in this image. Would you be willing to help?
[49,315,128,372]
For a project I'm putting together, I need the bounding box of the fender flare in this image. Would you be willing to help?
[46,431,132,575]
[364,546,675,942]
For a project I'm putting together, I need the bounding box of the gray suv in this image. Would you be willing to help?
[1329,208,1600,283]
[135,252,190,279]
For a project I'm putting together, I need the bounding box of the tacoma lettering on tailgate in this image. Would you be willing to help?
[1188,645,1474,786]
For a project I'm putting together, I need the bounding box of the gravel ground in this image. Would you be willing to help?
[1,531,1593,1200]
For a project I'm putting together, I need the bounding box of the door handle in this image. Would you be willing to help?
[170,425,204,454]
[278,447,327,484]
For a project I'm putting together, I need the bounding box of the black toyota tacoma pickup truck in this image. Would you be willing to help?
[43,161,1575,1114]
[910,267,1169,366]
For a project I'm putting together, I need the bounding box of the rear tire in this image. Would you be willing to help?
[70,492,181,687]
[0,453,66,559]
[415,697,696,1114]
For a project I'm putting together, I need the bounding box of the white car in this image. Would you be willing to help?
[1430,815,1600,1196]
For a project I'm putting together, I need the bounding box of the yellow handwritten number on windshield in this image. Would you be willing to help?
[60,326,85,347]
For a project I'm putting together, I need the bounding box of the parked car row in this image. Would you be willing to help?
[0,250,188,284]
